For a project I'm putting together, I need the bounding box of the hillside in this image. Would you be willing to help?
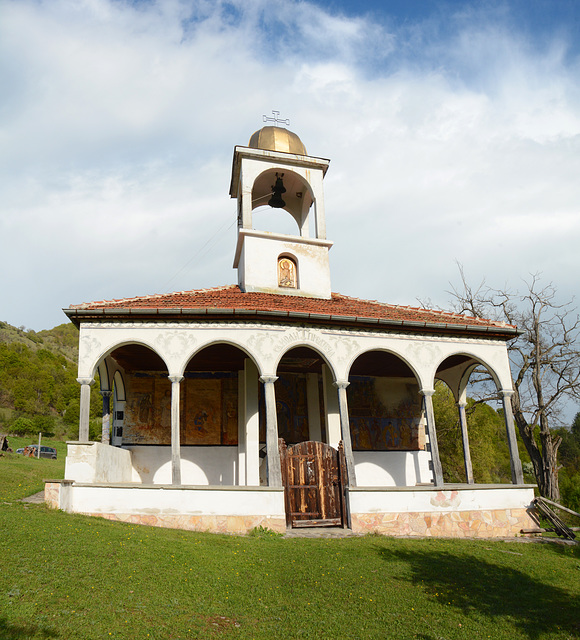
[0,320,101,439]
[0,321,78,362]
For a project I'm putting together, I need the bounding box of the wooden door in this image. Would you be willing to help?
[279,439,348,528]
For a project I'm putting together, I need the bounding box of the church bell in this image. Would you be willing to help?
[268,173,286,208]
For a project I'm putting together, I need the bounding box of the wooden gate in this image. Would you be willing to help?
[279,439,348,528]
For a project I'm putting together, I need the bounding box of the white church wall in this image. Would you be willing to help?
[349,485,535,514]
[234,229,333,298]
[65,442,133,483]
[353,450,432,486]
[127,446,238,485]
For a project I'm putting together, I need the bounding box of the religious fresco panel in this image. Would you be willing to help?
[123,373,171,444]
[348,376,423,451]
[183,378,222,445]
[123,372,238,446]
[260,373,310,445]
[221,377,239,445]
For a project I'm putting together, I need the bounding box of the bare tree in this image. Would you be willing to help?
[450,267,580,502]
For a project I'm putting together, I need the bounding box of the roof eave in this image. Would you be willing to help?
[63,307,520,338]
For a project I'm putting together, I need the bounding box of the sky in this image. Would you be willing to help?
[1,0,579,343]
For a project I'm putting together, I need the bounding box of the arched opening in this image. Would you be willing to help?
[250,169,314,237]
[435,356,513,484]
[347,350,430,487]
[274,346,348,528]
[182,343,251,447]
[107,343,169,446]
[252,204,300,236]
[270,346,330,446]
[175,343,261,486]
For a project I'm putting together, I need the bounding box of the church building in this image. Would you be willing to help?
[45,124,535,537]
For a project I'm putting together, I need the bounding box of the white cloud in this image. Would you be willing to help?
[0,0,579,339]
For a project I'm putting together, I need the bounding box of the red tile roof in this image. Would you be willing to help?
[65,285,516,335]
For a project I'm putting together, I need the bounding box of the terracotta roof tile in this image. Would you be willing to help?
[67,285,514,332]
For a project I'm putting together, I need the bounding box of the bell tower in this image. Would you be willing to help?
[229,125,333,299]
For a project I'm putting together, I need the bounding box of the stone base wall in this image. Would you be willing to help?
[44,482,60,509]
[351,508,535,538]
[86,512,286,535]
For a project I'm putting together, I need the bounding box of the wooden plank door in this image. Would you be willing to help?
[279,439,348,528]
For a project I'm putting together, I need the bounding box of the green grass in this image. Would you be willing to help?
[1,449,579,639]
[0,436,66,500]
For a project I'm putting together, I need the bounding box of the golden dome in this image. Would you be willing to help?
[248,126,307,156]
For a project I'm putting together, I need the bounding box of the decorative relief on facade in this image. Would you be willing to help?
[271,328,336,358]
[404,341,443,368]
[154,331,197,360]
[330,336,359,368]
[79,335,103,368]
[246,332,279,364]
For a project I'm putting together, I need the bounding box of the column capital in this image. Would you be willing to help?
[456,401,467,409]
[419,388,435,397]
[499,389,515,398]
[259,375,278,385]
[77,377,94,386]
[100,390,113,398]
[333,380,350,390]
[168,375,184,384]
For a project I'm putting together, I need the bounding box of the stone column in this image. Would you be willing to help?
[77,377,94,442]
[420,389,444,488]
[333,380,357,488]
[500,389,524,484]
[259,375,282,487]
[242,359,260,486]
[457,401,474,484]
[101,390,113,445]
[169,375,184,486]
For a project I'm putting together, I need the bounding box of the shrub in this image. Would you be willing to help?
[10,416,35,436]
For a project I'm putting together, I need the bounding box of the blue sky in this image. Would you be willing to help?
[1,2,579,415]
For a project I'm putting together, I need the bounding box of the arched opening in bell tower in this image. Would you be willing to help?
[251,168,316,238]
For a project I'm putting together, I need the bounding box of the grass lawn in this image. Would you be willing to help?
[0,436,66,500]
[1,448,579,639]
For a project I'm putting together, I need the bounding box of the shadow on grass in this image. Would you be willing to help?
[378,545,580,639]
[0,617,58,639]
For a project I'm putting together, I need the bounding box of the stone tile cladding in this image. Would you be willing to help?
[70,285,513,331]
[87,513,287,535]
[351,508,535,538]
[44,482,60,508]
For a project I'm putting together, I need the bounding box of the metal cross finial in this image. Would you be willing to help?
[263,110,290,127]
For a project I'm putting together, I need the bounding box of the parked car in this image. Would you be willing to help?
[18,445,57,459]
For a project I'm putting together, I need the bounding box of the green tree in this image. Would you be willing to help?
[433,381,512,484]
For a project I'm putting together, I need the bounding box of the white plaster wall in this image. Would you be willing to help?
[353,451,432,487]
[349,486,535,514]
[69,485,285,517]
[236,230,332,299]
[65,442,133,483]
[127,446,238,485]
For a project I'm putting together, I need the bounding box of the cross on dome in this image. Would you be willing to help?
[262,110,290,127]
